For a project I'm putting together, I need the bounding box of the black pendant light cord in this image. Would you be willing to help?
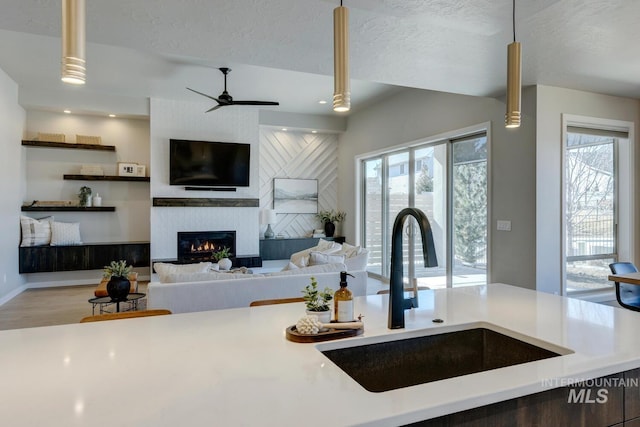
[512,0,516,42]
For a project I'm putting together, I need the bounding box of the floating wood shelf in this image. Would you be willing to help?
[22,140,116,151]
[152,197,259,207]
[21,206,116,212]
[63,174,150,182]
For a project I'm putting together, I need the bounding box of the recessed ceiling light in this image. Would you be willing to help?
[281,128,288,131]
[63,110,71,114]
[318,100,327,105]
[311,130,318,134]
[108,114,116,118]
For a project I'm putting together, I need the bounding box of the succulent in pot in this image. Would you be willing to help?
[103,260,133,301]
[302,276,333,325]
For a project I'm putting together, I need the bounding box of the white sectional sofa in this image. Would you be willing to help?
[147,262,367,314]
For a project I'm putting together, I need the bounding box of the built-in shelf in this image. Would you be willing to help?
[21,206,116,212]
[152,197,259,207]
[22,140,116,151]
[63,174,150,182]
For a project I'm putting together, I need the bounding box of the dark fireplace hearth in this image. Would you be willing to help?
[177,231,236,262]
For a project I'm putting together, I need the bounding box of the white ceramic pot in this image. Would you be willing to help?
[218,258,232,271]
[306,309,331,327]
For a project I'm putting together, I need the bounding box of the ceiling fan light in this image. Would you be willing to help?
[505,41,521,128]
[61,0,86,85]
[333,4,350,112]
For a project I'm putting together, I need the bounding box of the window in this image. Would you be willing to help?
[360,131,488,288]
[564,124,629,294]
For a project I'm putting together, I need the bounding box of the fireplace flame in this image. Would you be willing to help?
[190,241,219,253]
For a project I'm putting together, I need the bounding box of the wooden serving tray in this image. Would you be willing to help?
[285,325,363,343]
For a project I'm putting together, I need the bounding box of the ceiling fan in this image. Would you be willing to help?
[187,67,279,112]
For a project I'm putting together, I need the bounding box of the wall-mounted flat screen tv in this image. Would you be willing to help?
[169,139,250,187]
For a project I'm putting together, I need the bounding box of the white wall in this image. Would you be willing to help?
[150,98,260,259]
[259,128,339,238]
[24,111,150,242]
[0,67,26,302]
[338,87,538,289]
[536,85,640,295]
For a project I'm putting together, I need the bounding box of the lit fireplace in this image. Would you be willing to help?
[177,231,236,262]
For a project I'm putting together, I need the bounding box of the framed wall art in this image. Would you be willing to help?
[273,178,318,214]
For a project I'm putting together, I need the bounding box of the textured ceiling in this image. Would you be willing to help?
[0,0,638,117]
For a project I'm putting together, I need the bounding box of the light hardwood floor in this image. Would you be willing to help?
[0,283,148,331]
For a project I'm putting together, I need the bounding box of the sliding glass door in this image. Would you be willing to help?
[361,133,488,288]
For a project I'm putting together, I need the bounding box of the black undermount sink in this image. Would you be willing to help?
[320,326,568,392]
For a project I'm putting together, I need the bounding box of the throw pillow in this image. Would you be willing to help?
[316,239,343,254]
[338,243,361,258]
[20,215,54,246]
[50,221,82,246]
[308,251,346,266]
[153,262,212,282]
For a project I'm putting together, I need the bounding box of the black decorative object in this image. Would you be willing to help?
[324,221,336,238]
[107,276,131,301]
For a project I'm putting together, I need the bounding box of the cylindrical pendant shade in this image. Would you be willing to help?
[61,0,86,85]
[505,41,521,128]
[333,5,350,112]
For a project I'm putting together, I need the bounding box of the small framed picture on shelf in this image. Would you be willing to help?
[135,164,146,177]
[118,162,137,177]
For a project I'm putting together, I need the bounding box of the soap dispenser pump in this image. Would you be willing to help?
[334,271,355,322]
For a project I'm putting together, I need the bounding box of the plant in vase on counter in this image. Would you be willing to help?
[316,209,346,237]
[302,276,333,324]
[212,246,232,271]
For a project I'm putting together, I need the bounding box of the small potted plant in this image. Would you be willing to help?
[103,260,133,301]
[78,186,92,207]
[212,246,232,271]
[302,276,333,324]
[316,209,346,237]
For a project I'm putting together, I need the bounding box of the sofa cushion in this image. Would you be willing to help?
[20,215,53,246]
[266,262,347,277]
[154,262,212,282]
[308,251,346,266]
[163,271,263,283]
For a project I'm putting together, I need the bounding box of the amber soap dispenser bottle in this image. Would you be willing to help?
[334,271,355,322]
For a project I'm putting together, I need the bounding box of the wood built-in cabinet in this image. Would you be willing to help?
[411,368,640,427]
[19,242,150,273]
[20,139,150,272]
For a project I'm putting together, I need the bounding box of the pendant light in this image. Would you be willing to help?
[505,0,521,128]
[61,0,86,85]
[333,0,350,112]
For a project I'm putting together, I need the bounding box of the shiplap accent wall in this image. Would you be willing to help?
[150,98,260,259]
[259,128,338,238]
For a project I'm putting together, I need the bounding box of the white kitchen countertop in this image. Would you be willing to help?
[1,283,640,426]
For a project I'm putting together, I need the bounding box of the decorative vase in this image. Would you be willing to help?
[106,276,131,301]
[324,221,336,238]
[218,257,232,271]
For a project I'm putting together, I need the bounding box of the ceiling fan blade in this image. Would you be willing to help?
[186,87,222,103]
[232,100,280,106]
[205,104,223,113]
